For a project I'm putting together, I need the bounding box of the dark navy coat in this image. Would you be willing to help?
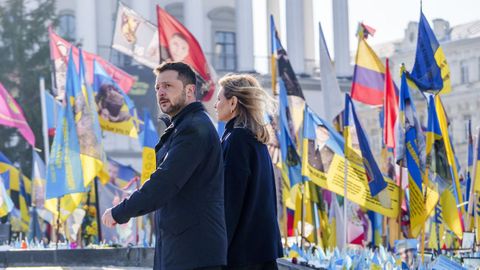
[221,118,283,267]
[112,102,227,270]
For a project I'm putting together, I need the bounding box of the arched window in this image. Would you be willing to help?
[58,11,76,42]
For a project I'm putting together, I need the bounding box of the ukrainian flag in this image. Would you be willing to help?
[0,171,14,217]
[409,11,451,94]
[78,50,109,186]
[140,110,159,185]
[46,49,85,199]
[279,79,302,188]
[270,15,277,95]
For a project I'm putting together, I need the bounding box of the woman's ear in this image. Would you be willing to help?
[231,96,238,110]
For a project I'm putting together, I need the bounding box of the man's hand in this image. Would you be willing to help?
[102,208,117,228]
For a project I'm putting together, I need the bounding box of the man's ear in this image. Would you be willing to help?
[186,84,196,98]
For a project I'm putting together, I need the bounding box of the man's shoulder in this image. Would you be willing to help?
[177,110,217,137]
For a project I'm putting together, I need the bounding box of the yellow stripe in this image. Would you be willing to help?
[435,48,451,95]
[355,38,385,73]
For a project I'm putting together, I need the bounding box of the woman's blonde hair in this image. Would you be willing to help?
[218,73,277,144]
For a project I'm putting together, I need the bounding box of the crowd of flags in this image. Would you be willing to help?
[0,3,477,265]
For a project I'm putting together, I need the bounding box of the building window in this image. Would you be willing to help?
[58,12,76,42]
[213,31,236,71]
[461,60,469,84]
[464,114,472,143]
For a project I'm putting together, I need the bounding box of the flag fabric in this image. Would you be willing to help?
[140,110,159,185]
[93,60,139,138]
[271,16,305,143]
[112,2,160,69]
[49,28,135,101]
[98,158,139,245]
[0,82,35,146]
[396,71,427,237]
[0,172,14,217]
[46,49,85,199]
[344,94,387,196]
[383,58,398,150]
[45,91,63,137]
[435,95,464,218]
[475,127,480,193]
[350,23,387,106]
[270,15,278,95]
[279,80,302,188]
[318,22,344,121]
[77,50,110,186]
[440,187,463,239]
[32,151,47,208]
[408,11,451,95]
[156,5,215,102]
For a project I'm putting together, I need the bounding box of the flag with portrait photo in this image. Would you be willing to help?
[77,51,110,186]
[93,61,139,138]
[49,28,135,101]
[112,2,160,69]
[156,5,215,102]
[0,82,35,146]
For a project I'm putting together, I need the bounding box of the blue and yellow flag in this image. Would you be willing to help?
[434,95,464,220]
[279,80,302,188]
[93,60,139,138]
[0,171,14,217]
[409,11,451,94]
[270,15,277,95]
[440,187,463,239]
[397,71,427,237]
[77,50,109,186]
[46,49,85,199]
[140,110,159,185]
[344,94,387,196]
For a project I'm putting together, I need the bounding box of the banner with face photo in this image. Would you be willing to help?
[93,61,139,138]
[49,28,135,101]
[98,158,139,245]
[112,2,160,69]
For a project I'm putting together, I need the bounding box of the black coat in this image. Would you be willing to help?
[221,118,283,267]
[112,102,227,270]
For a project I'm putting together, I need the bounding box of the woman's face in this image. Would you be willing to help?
[214,88,236,122]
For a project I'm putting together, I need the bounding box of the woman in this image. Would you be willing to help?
[215,74,283,270]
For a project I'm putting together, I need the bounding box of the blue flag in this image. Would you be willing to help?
[409,11,451,94]
[279,79,302,187]
[46,49,85,199]
[344,94,387,196]
[140,109,159,185]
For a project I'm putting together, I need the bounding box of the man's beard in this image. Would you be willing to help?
[160,88,187,116]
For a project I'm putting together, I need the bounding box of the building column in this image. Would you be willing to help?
[76,0,97,53]
[285,0,305,74]
[184,0,205,49]
[236,0,255,72]
[303,0,316,75]
[332,0,351,78]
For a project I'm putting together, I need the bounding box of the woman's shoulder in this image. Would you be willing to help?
[229,127,255,141]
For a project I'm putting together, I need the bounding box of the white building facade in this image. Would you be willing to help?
[54,0,352,171]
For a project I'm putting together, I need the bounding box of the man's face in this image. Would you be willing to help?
[155,70,187,117]
[169,35,189,61]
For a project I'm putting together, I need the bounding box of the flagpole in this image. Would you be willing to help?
[39,77,50,163]
[300,183,305,249]
[398,164,403,241]
[467,128,479,231]
[343,156,348,249]
[93,178,102,242]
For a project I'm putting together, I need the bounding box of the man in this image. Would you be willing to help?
[102,62,227,270]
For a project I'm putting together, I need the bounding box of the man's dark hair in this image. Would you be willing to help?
[154,62,197,87]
